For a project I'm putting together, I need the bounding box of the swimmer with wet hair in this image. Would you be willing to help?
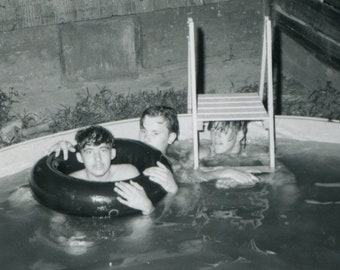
[70,125,139,181]
[69,125,155,215]
[139,105,179,193]
[139,105,179,153]
[48,105,179,194]
[168,120,258,188]
[197,121,248,159]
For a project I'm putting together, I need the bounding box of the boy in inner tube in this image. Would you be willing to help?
[71,125,155,215]
[49,105,180,195]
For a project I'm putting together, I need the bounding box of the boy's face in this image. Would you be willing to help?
[76,143,115,179]
[210,127,240,154]
[139,115,176,153]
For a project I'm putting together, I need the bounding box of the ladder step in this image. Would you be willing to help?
[197,113,269,121]
[197,93,268,121]
[199,93,259,98]
[198,102,264,109]
[199,94,261,103]
[198,106,266,113]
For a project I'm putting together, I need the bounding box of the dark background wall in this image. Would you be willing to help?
[273,0,340,92]
[0,0,339,117]
[0,0,263,115]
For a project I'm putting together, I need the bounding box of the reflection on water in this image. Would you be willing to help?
[0,139,340,269]
[33,213,95,256]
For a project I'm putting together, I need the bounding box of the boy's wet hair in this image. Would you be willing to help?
[75,125,115,152]
[207,121,248,148]
[140,105,179,139]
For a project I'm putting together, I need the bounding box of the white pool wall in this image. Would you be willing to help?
[0,115,339,177]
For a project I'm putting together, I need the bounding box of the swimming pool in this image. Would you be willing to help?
[1,116,340,269]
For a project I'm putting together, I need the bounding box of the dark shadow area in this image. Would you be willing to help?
[196,28,205,94]
[273,0,340,71]
[325,0,340,10]
[273,25,282,115]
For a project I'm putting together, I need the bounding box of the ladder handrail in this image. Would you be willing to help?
[187,18,200,169]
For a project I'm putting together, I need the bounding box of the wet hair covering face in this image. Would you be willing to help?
[75,125,115,152]
[207,121,248,148]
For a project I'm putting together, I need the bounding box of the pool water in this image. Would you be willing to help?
[1,139,340,270]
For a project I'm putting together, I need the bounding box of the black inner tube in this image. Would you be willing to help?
[30,138,170,217]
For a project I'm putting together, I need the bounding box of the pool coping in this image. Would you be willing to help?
[0,115,339,177]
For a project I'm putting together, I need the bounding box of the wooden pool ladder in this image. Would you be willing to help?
[187,17,276,172]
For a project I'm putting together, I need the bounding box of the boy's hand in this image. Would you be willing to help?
[143,161,178,194]
[210,168,259,189]
[48,140,75,160]
[114,181,155,215]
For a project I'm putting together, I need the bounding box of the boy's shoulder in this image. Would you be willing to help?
[115,163,139,170]
[113,163,140,179]
[69,169,86,179]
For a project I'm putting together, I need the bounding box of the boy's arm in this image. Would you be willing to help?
[143,161,178,194]
[114,181,155,215]
[200,167,259,187]
[48,140,75,160]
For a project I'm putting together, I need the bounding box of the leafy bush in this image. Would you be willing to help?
[0,88,19,129]
[309,82,340,121]
[49,87,188,133]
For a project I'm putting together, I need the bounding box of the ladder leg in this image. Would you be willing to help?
[259,17,268,100]
[187,28,192,114]
[266,18,275,169]
[188,18,199,169]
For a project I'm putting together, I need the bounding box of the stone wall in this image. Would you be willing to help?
[0,0,219,31]
[0,0,264,114]
[1,0,338,118]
